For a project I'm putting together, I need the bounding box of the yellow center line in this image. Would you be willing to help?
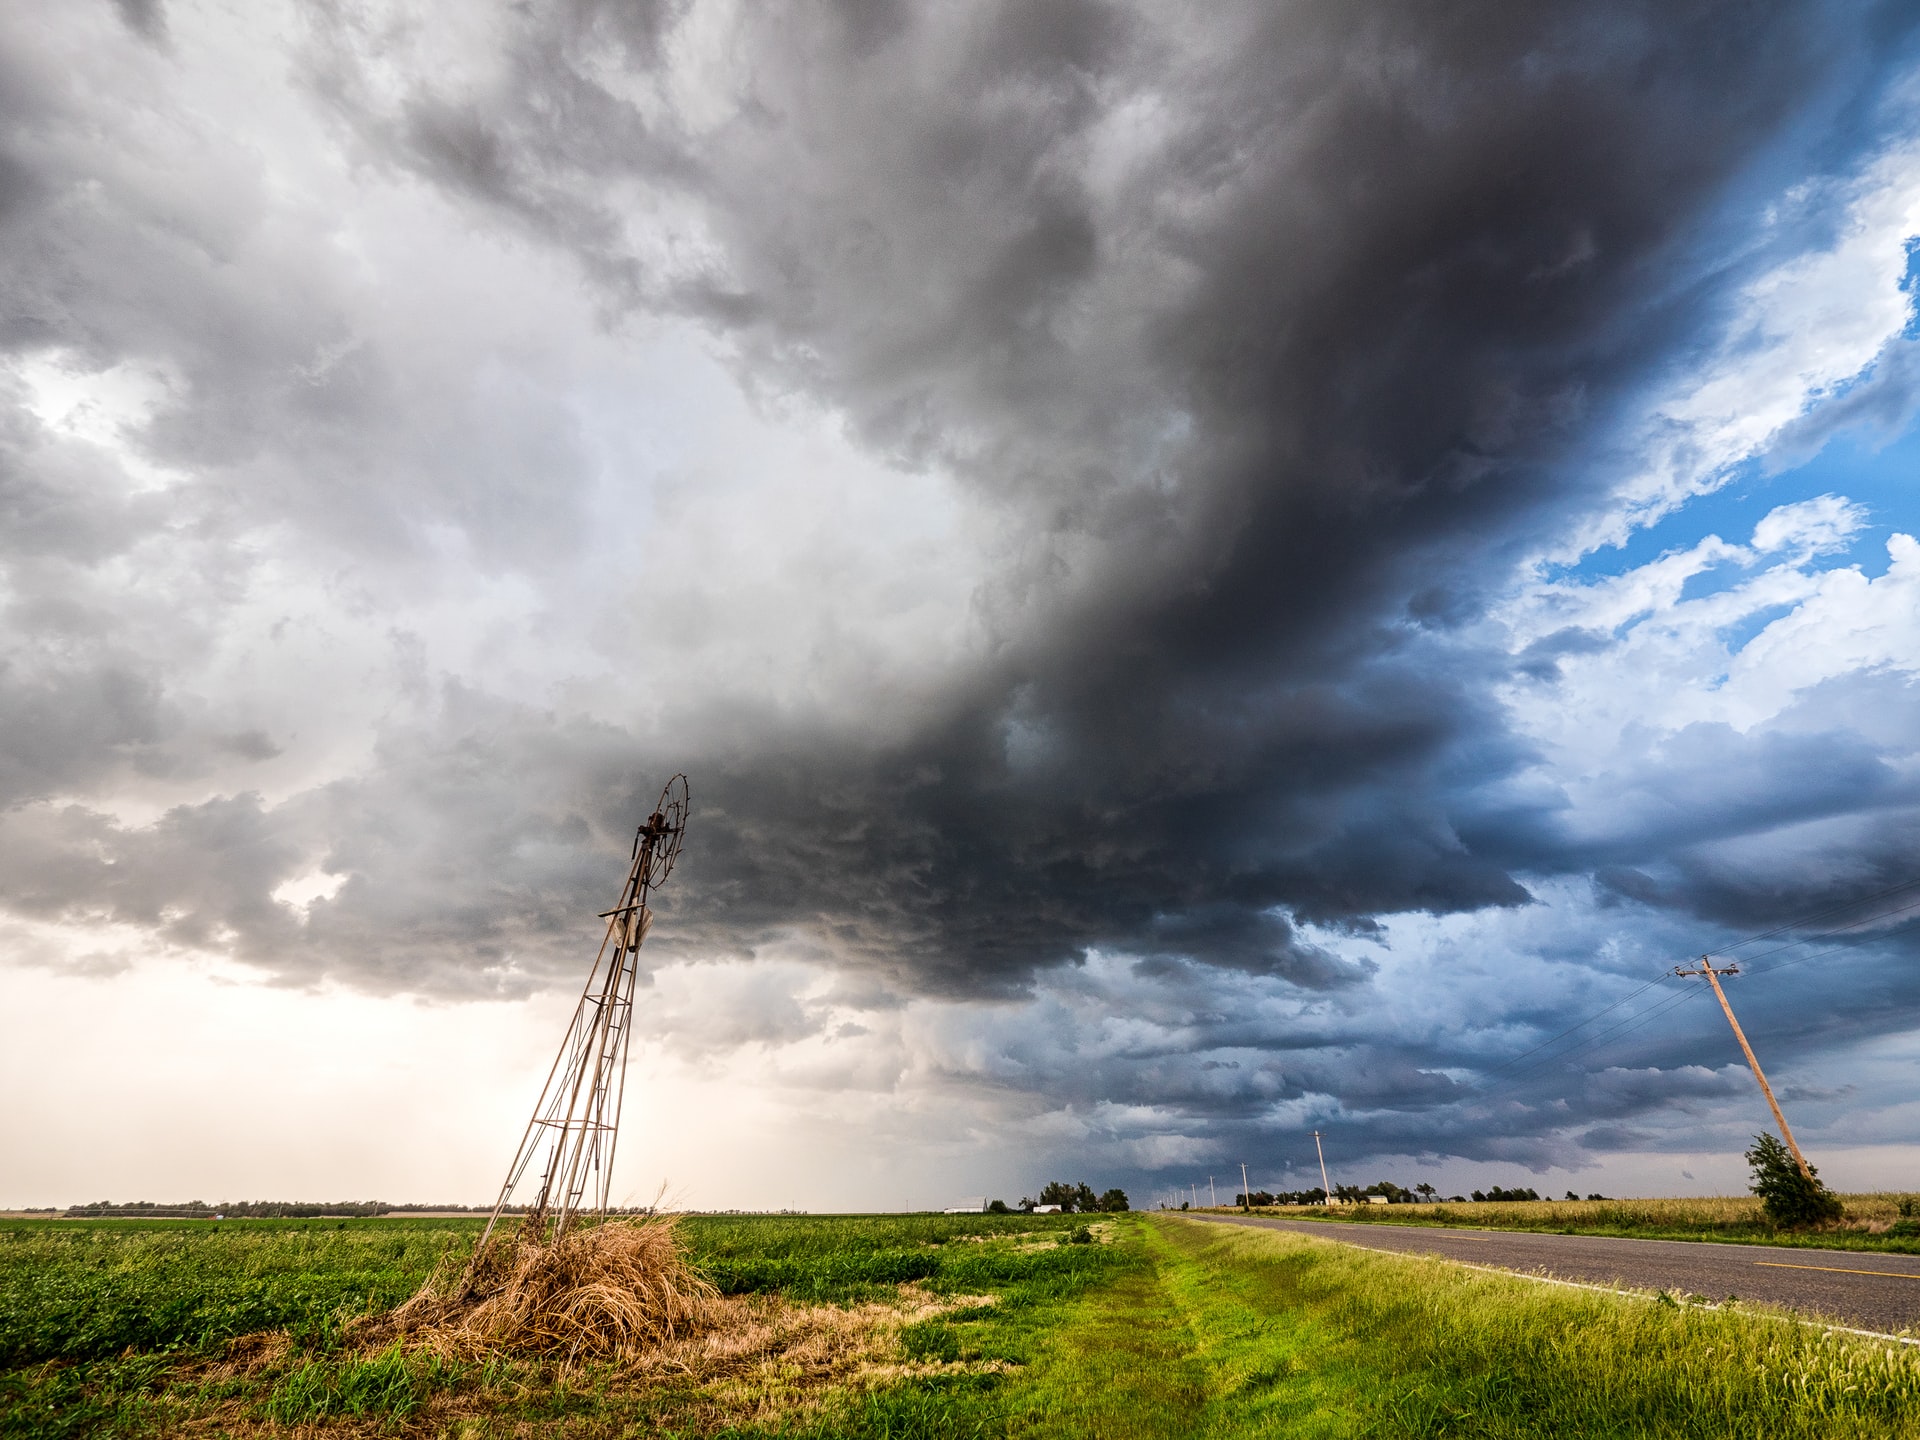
[1754,1261,1920,1280]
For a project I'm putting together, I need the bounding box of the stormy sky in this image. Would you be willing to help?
[5,0,1920,1209]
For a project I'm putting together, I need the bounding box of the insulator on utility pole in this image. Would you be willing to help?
[1674,955,1814,1180]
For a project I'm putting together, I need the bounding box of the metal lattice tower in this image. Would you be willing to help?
[477,776,689,1251]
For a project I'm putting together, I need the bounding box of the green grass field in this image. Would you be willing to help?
[5,1211,1920,1437]
[1223,1192,1920,1253]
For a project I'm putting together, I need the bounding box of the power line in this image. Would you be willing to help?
[1477,873,1920,1090]
[1487,974,1698,1083]
[1726,895,1920,973]
[1481,973,1672,1077]
[1716,875,1920,954]
[1483,904,1920,1104]
[1486,982,1707,1096]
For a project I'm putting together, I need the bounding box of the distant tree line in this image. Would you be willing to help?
[1233,1181,1614,1207]
[1235,1181,1438,1206]
[997,1181,1129,1214]
[1236,1188,1327,1207]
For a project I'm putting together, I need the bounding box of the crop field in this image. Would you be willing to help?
[1235,1192,1920,1251]
[7,1211,1920,1437]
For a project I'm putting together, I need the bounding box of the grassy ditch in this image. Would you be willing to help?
[1218,1192,1920,1252]
[6,1212,1920,1436]
[1137,1215,1920,1437]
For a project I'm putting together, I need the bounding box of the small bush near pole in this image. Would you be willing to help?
[1746,1133,1843,1229]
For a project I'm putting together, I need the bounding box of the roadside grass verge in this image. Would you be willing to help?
[1221,1192,1920,1253]
[1147,1214,1920,1437]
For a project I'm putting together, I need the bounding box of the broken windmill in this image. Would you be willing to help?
[477,775,690,1250]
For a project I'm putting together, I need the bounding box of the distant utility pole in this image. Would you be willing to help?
[1313,1129,1332,1203]
[1191,1182,1198,1208]
[1240,1161,1251,1208]
[1209,1176,1217,1208]
[1675,955,1813,1180]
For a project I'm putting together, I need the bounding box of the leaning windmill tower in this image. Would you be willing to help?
[475,775,689,1251]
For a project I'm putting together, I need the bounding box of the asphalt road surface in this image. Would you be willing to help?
[1193,1213,1920,1334]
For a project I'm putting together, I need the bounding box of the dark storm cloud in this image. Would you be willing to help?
[285,0,1920,990]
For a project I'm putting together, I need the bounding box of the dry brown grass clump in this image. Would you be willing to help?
[368,1215,718,1363]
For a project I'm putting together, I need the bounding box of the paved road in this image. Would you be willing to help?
[1192,1214,1920,1334]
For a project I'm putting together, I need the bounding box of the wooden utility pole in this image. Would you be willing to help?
[1674,956,1813,1180]
[1314,1129,1332,1204]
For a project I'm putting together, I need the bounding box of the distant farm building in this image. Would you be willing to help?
[944,1197,987,1213]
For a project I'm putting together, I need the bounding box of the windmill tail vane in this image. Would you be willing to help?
[476,775,689,1253]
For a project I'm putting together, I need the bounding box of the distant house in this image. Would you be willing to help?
[1032,1203,1063,1213]
[944,1197,987,1213]
[1366,1195,1389,1205]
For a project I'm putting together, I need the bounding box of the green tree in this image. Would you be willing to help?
[1097,1188,1129,1212]
[1038,1180,1100,1213]
[1745,1132,1842,1228]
